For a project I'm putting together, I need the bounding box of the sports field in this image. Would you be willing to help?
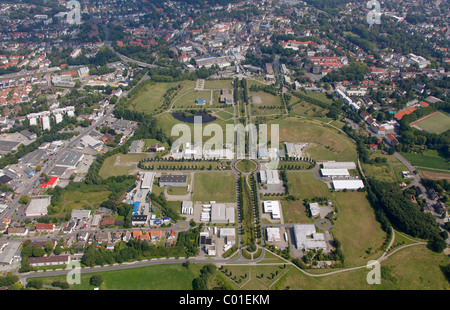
[411,112,450,134]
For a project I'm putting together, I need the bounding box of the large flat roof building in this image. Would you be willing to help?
[159,174,187,187]
[293,224,327,251]
[56,151,84,169]
[26,197,51,217]
[211,203,235,224]
[320,169,350,177]
[263,200,281,220]
[332,179,365,190]
[259,169,280,184]
[141,172,155,190]
[322,161,357,170]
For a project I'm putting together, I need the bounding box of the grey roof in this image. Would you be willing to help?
[56,151,84,168]
[159,174,187,184]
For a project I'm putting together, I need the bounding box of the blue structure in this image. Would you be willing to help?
[131,201,141,215]
[196,98,205,105]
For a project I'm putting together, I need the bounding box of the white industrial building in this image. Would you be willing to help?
[71,209,91,220]
[140,172,155,190]
[210,203,235,224]
[332,179,365,190]
[309,202,320,218]
[266,227,282,242]
[322,161,357,170]
[182,201,193,215]
[56,151,84,169]
[259,169,280,184]
[25,197,51,217]
[320,169,350,177]
[293,224,327,251]
[263,200,281,220]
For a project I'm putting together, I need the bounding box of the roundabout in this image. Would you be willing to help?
[234,159,259,174]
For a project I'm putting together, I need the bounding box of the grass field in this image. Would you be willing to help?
[362,153,410,183]
[412,112,450,134]
[286,171,330,199]
[400,149,449,172]
[171,89,216,108]
[279,171,387,267]
[289,100,330,119]
[267,117,357,162]
[129,80,196,114]
[155,112,229,143]
[203,79,233,89]
[99,153,150,178]
[38,264,195,290]
[282,245,449,290]
[192,171,236,203]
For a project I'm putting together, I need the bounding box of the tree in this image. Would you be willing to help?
[89,275,104,287]
[26,278,43,289]
[19,195,30,204]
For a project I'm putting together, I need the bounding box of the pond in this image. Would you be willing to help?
[171,112,216,124]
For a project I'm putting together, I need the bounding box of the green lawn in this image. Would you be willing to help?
[171,89,215,108]
[99,153,150,178]
[400,149,449,172]
[267,117,358,162]
[129,81,195,114]
[155,112,229,144]
[192,171,237,203]
[203,79,233,89]
[362,153,410,183]
[286,171,330,199]
[38,264,195,290]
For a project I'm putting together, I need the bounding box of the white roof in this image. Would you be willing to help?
[332,180,365,190]
[263,200,281,219]
[266,227,281,241]
[320,169,350,177]
[309,203,320,216]
[322,162,356,170]
[26,197,51,216]
[260,169,280,184]
[141,172,155,189]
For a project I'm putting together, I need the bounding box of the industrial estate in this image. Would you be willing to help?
[0,0,448,294]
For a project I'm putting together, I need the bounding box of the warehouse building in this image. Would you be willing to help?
[181,201,193,215]
[159,174,187,187]
[259,169,281,184]
[322,161,356,170]
[210,203,235,224]
[332,179,365,190]
[140,172,155,190]
[25,197,51,217]
[71,209,91,221]
[0,242,22,265]
[320,169,350,177]
[56,151,84,169]
[293,224,327,251]
[263,200,281,220]
[266,227,282,242]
